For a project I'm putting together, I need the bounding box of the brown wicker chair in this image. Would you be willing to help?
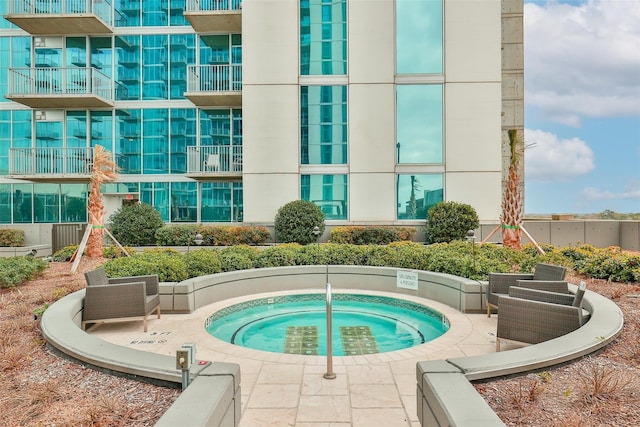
[486,263,567,317]
[495,281,588,351]
[82,268,161,332]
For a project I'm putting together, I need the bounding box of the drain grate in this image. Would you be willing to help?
[284,326,319,355]
[340,326,379,355]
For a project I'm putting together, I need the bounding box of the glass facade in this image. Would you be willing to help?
[301,174,348,220]
[397,174,443,220]
[396,0,443,74]
[300,0,347,75]
[301,86,347,165]
[396,85,443,164]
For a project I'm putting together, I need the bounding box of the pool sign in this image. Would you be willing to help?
[397,270,419,290]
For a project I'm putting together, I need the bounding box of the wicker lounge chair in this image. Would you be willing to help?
[486,263,567,317]
[495,281,588,351]
[82,268,161,332]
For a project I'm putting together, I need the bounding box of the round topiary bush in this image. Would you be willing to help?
[274,200,325,245]
[425,201,479,244]
[108,203,165,246]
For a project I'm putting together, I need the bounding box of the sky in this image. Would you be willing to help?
[522,0,640,214]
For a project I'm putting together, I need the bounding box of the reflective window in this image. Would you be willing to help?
[90,37,113,79]
[34,183,59,223]
[171,182,197,222]
[91,111,113,150]
[115,35,141,100]
[66,111,87,150]
[116,0,141,27]
[115,109,142,174]
[301,86,347,165]
[0,37,10,102]
[396,174,443,220]
[169,34,195,99]
[142,35,168,100]
[141,182,169,221]
[142,0,168,27]
[0,111,9,175]
[301,174,347,220]
[396,85,443,164]
[143,109,169,174]
[61,184,88,223]
[170,109,197,174]
[0,184,10,223]
[396,0,443,74]
[201,182,231,222]
[300,0,347,75]
[13,183,32,223]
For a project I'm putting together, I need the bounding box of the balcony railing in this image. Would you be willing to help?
[185,65,241,107]
[9,147,93,178]
[186,0,242,12]
[7,67,116,107]
[184,0,242,33]
[5,0,114,33]
[186,145,242,176]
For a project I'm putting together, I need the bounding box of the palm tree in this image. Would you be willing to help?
[501,129,523,250]
[85,145,119,257]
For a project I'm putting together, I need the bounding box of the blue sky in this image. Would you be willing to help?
[523,0,640,214]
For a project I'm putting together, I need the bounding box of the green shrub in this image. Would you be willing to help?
[155,224,200,246]
[0,229,25,247]
[425,201,479,244]
[102,244,136,258]
[108,203,165,246]
[155,225,271,246]
[52,245,79,262]
[0,256,48,288]
[220,252,255,272]
[185,249,222,277]
[254,244,301,268]
[330,226,417,245]
[274,200,325,245]
[104,250,186,282]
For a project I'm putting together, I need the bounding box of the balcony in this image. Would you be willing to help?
[4,0,114,34]
[185,64,242,107]
[184,0,242,33]
[7,67,116,108]
[185,145,242,180]
[9,147,93,182]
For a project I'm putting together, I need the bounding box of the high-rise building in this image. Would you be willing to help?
[0,0,523,230]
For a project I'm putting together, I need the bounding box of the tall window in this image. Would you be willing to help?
[396,85,443,164]
[301,86,347,165]
[302,174,347,220]
[396,0,443,74]
[300,0,347,75]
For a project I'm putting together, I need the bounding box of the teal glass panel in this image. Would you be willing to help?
[61,184,88,222]
[33,183,59,223]
[12,110,31,148]
[13,183,32,223]
[171,109,197,173]
[201,182,232,222]
[115,35,141,100]
[0,2,9,29]
[200,34,230,65]
[91,111,113,150]
[35,121,63,148]
[300,0,347,75]
[155,182,170,221]
[171,182,197,222]
[301,86,347,164]
[233,182,243,222]
[169,0,188,26]
[396,85,443,164]
[143,109,169,174]
[116,0,141,27]
[301,174,347,220]
[201,109,231,147]
[0,37,9,102]
[0,111,9,175]
[232,109,242,147]
[396,174,443,220]
[396,0,443,74]
[141,182,153,206]
[12,37,30,68]
[169,34,195,99]
[66,37,86,68]
[143,0,168,26]
[142,35,168,100]
[66,111,87,149]
[115,109,141,174]
[90,37,113,78]
[0,184,10,223]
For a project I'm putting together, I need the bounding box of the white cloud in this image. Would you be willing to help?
[525,129,595,181]
[581,180,640,201]
[525,0,640,126]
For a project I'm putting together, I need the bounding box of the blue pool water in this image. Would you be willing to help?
[205,294,450,356]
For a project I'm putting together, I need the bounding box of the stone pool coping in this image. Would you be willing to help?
[40,266,624,426]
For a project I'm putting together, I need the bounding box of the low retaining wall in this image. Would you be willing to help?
[40,290,241,427]
[416,286,624,426]
[159,265,486,314]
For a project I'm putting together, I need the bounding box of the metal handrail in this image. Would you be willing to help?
[324,267,336,380]
[7,0,114,26]
[186,145,243,174]
[9,147,93,175]
[187,65,242,93]
[8,67,113,100]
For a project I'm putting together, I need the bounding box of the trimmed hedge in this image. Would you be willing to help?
[0,256,48,288]
[0,229,25,247]
[155,224,270,246]
[329,226,416,245]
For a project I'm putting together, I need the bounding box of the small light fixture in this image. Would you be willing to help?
[194,233,203,246]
